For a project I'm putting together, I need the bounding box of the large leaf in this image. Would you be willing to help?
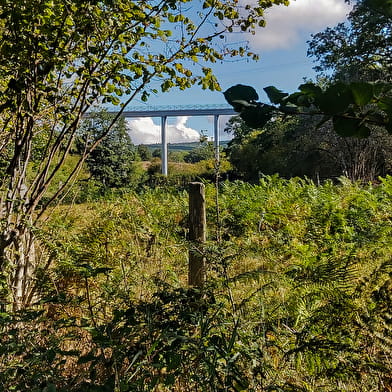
[224,84,259,108]
[284,83,324,108]
[240,104,274,129]
[284,92,312,107]
[332,116,370,137]
[316,83,353,115]
[263,86,289,104]
[298,83,323,97]
[350,82,374,106]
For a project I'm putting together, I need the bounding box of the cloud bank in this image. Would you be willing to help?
[245,0,352,51]
[127,116,201,145]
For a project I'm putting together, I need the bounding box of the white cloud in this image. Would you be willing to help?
[243,0,352,51]
[127,116,201,145]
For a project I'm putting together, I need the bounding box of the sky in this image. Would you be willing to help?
[127,0,353,145]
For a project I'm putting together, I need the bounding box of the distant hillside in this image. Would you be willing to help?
[145,141,229,152]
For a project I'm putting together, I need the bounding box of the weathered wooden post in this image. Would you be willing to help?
[188,182,206,287]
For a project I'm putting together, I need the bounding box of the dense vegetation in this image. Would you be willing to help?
[0,0,283,311]
[224,0,392,182]
[1,177,391,391]
[1,0,392,391]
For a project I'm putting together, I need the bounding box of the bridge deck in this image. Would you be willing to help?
[106,105,236,118]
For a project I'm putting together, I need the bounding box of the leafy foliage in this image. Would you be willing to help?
[224,81,392,137]
[224,114,392,182]
[184,141,215,163]
[137,145,153,161]
[0,0,287,309]
[308,0,392,82]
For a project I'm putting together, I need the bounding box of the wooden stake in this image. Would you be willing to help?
[188,182,206,287]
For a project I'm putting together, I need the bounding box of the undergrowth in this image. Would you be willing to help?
[1,176,392,391]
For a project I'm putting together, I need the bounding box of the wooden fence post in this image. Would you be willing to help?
[188,182,206,287]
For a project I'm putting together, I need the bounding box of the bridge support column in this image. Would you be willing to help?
[214,115,220,162]
[161,115,168,176]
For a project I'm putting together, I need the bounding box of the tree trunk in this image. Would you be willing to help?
[12,226,36,310]
[0,222,37,311]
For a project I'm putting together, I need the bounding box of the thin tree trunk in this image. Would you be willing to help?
[11,226,35,310]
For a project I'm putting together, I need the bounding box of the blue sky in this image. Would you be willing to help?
[127,0,352,144]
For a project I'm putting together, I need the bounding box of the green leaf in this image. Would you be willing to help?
[377,97,392,115]
[350,82,374,106]
[224,85,259,107]
[298,83,323,97]
[240,104,274,129]
[316,83,353,115]
[332,116,366,137]
[287,92,313,107]
[64,15,74,26]
[0,312,11,321]
[263,86,288,105]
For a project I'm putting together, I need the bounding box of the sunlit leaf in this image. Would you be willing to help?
[350,82,374,106]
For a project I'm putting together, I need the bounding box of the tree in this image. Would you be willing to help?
[184,141,215,163]
[78,111,137,189]
[137,144,153,161]
[223,1,392,181]
[152,148,161,158]
[225,115,337,181]
[224,116,267,180]
[308,0,392,82]
[225,115,392,182]
[168,150,186,162]
[0,0,289,310]
[224,2,392,140]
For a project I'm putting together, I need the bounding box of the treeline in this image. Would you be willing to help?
[225,115,392,182]
[225,0,392,183]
